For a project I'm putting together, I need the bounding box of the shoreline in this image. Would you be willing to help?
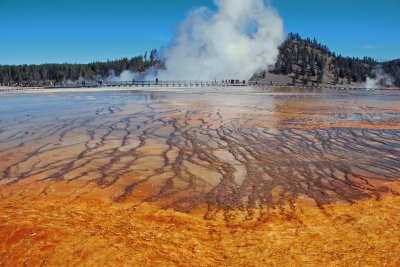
[1,84,399,94]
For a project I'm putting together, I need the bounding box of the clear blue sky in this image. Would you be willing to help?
[0,0,399,65]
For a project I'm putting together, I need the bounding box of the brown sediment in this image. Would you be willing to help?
[1,87,400,265]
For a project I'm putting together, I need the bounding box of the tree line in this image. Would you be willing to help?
[1,37,399,87]
[0,49,160,86]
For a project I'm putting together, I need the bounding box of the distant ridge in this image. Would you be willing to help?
[254,33,400,87]
[0,34,399,87]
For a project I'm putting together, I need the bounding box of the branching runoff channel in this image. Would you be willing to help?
[0,87,399,214]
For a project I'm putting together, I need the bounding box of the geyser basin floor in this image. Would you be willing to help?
[1,87,400,265]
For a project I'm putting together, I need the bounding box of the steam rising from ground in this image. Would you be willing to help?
[157,0,285,80]
[106,70,137,82]
[365,66,394,89]
[106,68,159,82]
[97,0,284,82]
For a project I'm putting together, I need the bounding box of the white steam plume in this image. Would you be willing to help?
[106,70,138,82]
[157,0,285,81]
[365,66,394,89]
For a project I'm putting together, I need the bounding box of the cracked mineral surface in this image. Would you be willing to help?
[1,87,400,266]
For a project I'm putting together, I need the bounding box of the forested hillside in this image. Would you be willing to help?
[382,59,400,86]
[258,33,399,87]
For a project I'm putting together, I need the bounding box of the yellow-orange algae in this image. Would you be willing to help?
[0,183,400,266]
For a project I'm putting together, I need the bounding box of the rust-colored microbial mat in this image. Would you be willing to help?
[1,87,400,266]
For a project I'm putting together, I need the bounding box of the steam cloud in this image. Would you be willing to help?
[106,70,137,82]
[157,0,285,80]
[365,66,394,89]
[106,68,158,82]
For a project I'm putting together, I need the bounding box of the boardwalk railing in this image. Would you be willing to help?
[102,80,247,88]
[0,80,247,91]
[0,87,26,92]
[1,80,398,92]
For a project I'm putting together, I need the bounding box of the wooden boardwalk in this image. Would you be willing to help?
[103,80,247,87]
[0,87,26,92]
[0,80,246,91]
[0,80,398,92]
